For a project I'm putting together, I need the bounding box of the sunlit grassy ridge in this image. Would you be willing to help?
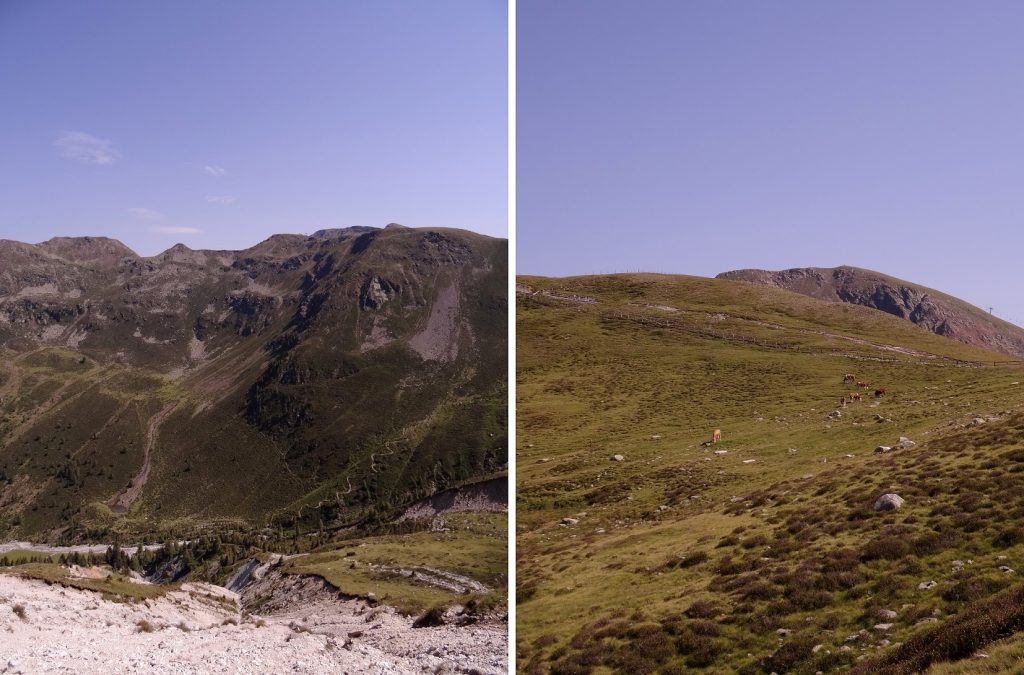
[516,273,1024,674]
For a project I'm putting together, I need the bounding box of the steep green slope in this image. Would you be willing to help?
[516,273,1024,674]
[0,226,507,542]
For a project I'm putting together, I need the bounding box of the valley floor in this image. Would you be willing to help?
[0,571,506,674]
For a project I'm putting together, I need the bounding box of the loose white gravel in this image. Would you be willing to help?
[0,573,507,674]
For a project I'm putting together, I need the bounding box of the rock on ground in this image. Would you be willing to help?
[874,493,905,511]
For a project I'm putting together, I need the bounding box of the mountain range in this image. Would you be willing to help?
[0,224,507,541]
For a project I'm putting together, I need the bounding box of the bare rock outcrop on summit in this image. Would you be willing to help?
[717,266,1024,359]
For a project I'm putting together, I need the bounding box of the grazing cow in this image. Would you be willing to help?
[857,382,870,389]
[874,388,887,398]
[839,397,847,408]
[849,392,861,402]
[712,428,722,443]
[843,373,855,383]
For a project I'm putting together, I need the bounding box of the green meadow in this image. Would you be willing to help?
[517,273,1024,674]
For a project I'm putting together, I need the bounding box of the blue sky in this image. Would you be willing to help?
[0,0,507,256]
[519,0,1024,326]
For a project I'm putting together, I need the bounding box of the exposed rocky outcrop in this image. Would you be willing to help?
[717,266,1024,359]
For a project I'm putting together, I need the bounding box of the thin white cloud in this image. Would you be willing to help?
[205,195,236,204]
[152,226,202,234]
[127,207,163,220]
[203,165,226,176]
[55,131,121,165]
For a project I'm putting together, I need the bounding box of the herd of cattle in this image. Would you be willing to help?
[841,372,886,407]
[707,372,890,445]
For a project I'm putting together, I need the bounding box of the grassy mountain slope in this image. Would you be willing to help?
[718,266,1024,360]
[516,273,1024,674]
[0,226,507,542]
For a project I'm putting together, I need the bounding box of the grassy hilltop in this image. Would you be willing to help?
[516,273,1024,674]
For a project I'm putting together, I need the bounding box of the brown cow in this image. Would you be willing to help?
[874,388,887,398]
[843,373,855,383]
[849,392,861,402]
[712,428,722,443]
[857,382,870,389]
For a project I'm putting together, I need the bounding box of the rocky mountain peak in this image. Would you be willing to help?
[717,266,1024,359]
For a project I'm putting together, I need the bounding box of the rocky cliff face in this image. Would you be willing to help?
[0,225,507,540]
[717,266,1024,359]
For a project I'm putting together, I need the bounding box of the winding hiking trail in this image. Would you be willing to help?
[369,438,400,474]
[307,476,356,515]
[107,401,180,512]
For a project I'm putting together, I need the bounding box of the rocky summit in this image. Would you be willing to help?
[717,266,1024,359]
[0,225,507,540]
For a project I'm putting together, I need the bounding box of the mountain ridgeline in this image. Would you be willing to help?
[0,225,507,541]
[717,266,1024,360]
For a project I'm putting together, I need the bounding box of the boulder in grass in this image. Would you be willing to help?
[874,493,904,511]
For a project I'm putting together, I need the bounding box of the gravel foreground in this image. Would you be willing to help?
[0,574,507,674]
